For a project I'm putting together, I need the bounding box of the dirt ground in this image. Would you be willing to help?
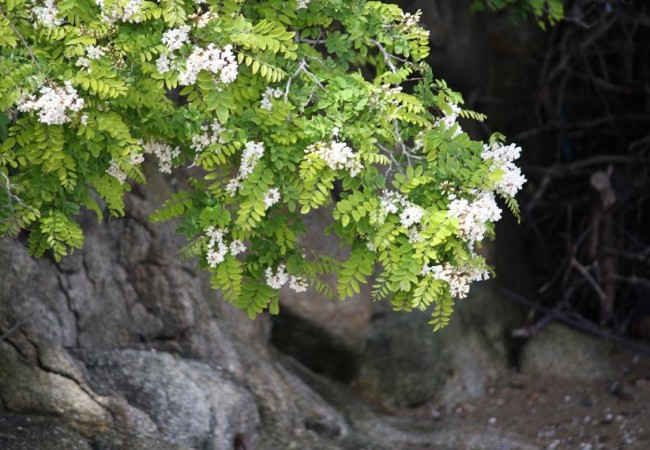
[384,352,650,450]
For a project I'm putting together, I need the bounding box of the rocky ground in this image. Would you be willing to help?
[372,353,650,450]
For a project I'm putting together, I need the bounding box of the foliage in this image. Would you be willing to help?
[471,0,564,28]
[0,0,533,330]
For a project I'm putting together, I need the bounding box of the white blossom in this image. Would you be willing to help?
[130,152,145,165]
[32,0,62,28]
[263,188,281,209]
[80,114,89,126]
[229,240,246,256]
[238,141,265,179]
[17,81,84,125]
[380,190,406,215]
[225,178,241,196]
[156,53,175,74]
[289,275,309,293]
[399,203,425,228]
[448,190,501,245]
[190,11,213,29]
[407,227,423,243]
[204,226,232,268]
[306,141,363,176]
[142,141,180,174]
[106,159,127,184]
[191,119,225,153]
[95,0,144,23]
[260,87,283,110]
[265,264,289,289]
[421,262,489,299]
[162,25,192,51]
[481,143,526,197]
[178,44,238,85]
[297,0,310,9]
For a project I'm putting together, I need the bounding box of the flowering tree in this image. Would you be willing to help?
[0,0,537,330]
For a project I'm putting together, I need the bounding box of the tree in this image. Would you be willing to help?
[0,0,551,330]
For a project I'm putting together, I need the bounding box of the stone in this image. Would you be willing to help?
[0,414,93,450]
[520,323,617,382]
[80,349,259,450]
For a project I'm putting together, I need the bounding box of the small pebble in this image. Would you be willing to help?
[488,417,497,425]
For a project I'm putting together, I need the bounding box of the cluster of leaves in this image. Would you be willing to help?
[471,0,564,28]
[0,0,533,330]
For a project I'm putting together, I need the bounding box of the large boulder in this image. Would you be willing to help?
[520,323,618,382]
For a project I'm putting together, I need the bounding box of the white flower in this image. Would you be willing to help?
[95,0,144,23]
[260,87,283,110]
[297,0,310,8]
[265,264,289,289]
[191,119,225,153]
[80,114,89,126]
[106,159,127,184]
[32,0,62,28]
[399,203,425,228]
[237,141,265,180]
[306,141,363,176]
[156,53,174,74]
[190,11,213,29]
[206,245,227,267]
[85,45,106,60]
[448,190,502,245]
[130,152,145,165]
[178,44,238,85]
[225,178,241,196]
[481,143,526,197]
[407,227,423,243]
[289,275,309,293]
[263,188,281,209]
[422,262,489,299]
[229,240,246,256]
[17,81,84,125]
[162,25,192,51]
[380,190,406,215]
[142,141,180,174]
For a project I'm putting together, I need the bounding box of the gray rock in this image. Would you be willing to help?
[80,349,259,450]
[0,414,93,450]
[520,323,617,381]
[353,284,523,407]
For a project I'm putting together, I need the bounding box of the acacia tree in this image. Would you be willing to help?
[0,0,559,329]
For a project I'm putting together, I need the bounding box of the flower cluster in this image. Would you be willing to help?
[142,141,180,174]
[399,204,426,228]
[306,141,363,176]
[162,25,192,51]
[204,226,246,268]
[261,87,283,110]
[17,81,84,125]
[189,11,213,29]
[263,188,281,209]
[106,159,127,184]
[447,190,502,245]
[379,190,425,228]
[95,0,144,23]
[226,141,265,195]
[76,45,107,70]
[190,119,225,153]
[421,262,489,299]
[481,143,526,198]
[296,0,310,9]
[264,264,309,292]
[32,0,62,28]
[178,44,238,85]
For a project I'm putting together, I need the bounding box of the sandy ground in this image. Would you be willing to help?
[380,353,650,450]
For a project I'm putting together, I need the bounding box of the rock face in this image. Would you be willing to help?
[520,323,618,382]
[0,174,539,449]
